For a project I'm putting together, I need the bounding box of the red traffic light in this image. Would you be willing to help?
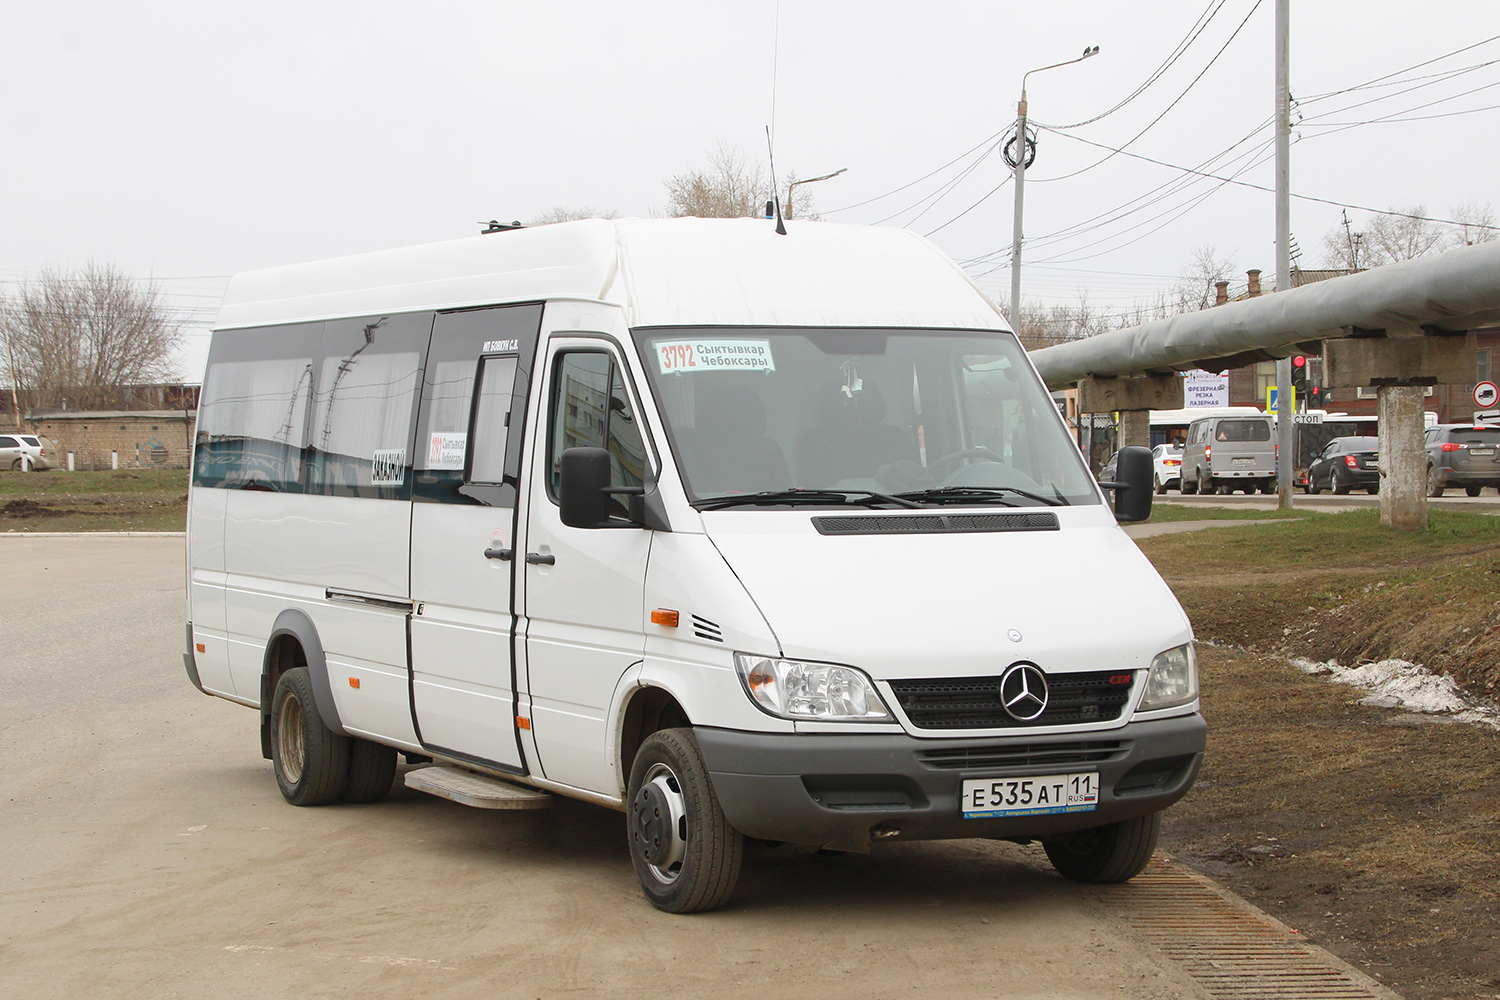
[1292,355,1306,369]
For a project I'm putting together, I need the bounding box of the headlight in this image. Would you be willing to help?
[734,653,892,721]
[1138,643,1198,711]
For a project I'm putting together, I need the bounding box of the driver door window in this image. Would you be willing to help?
[547,350,647,516]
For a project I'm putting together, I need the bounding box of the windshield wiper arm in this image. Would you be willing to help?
[696,488,924,511]
[894,486,1065,507]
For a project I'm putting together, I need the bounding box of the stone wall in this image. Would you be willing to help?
[26,411,196,470]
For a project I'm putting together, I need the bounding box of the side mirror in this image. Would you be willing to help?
[1101,445,1153,523]
[559,447,614,528]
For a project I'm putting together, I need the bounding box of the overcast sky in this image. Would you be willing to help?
[3,1,1498,381]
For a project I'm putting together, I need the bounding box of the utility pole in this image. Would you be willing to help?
[1274,0,1294,509]
[1009,46,1099,330]
[785,168,847,220]
[1,296,22,432]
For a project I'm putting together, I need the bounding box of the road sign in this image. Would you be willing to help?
[1266,386,1295,413]
[1475,381,1498,408]
[1293,413,1323,424]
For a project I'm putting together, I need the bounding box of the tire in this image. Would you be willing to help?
[627,728,743,913]
[1200,474,1217,496]
[10,458,23,472]
[1427,466,1444,498]
[1332,468,1350,495]
[271,667,351,806]
[1260,481,1275,495]
[1181,470,1198,495]
[1154,475,1166,496]
[1044,811,1161,884]
[342,738,398,803]
[1466,485,1482,498]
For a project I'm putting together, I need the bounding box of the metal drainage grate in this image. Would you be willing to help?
[1110,860,1400,999]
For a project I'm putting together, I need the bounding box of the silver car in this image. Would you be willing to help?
[0,432,52,471]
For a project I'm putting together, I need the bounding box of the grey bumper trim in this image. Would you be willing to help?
[695,714,1205,851]
[183,622,205,694]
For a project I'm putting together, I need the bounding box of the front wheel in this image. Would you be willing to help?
[1044,811,1161,883]
[627,728,743,913]
[271,667,351,806]
[1466,485,1483,498]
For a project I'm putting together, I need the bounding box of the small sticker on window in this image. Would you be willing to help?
[426,432,467,471]
[372,449,406,486]
[655,339,775,374]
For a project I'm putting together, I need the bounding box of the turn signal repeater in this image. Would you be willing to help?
[650,609,680,627]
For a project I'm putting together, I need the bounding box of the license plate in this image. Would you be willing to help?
[1367,460,1379,468]
[1470,447,1495,457]
[961,773,1099,818]
[1232,457,1254,466]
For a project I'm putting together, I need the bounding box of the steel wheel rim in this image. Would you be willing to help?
[634,762,688,885]
[278,694,305,784]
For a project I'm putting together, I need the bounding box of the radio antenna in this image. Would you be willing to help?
[765,125,787,236]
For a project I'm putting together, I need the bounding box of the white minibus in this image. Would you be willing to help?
[184,218,1203,912]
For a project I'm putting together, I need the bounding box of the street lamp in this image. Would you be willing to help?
[786,167,847,220]
[1009,45,1100,330]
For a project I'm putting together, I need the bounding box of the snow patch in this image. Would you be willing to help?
[1291,656,1500,730]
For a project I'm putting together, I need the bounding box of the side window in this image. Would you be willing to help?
[0,436,17,448]
[468,356,519,484]
[413,304,543,506]
[194,322,320,491]
[547,350,648,514]
[308,313,431,499]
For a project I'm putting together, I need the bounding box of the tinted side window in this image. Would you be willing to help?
[468,356,519,484]
[195,323,321,490]
[548,350,648,516]
[308,313,432,499]
[412,304,542,507]
[0,436,18,448]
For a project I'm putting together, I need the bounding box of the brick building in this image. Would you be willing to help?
[25,409,197,470]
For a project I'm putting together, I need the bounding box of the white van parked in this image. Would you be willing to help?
[185,218,1203,912]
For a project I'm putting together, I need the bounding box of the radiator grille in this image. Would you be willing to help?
[888,669,1134,730]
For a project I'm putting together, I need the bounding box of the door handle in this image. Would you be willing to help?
[484,547,513,561]
[525,552,556,566]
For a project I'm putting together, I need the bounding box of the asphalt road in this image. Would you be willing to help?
[0,535,1387,1000]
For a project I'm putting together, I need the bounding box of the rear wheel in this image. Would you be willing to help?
[1044,812,1161,883]
[1181,471,1198,495]
[271,667,350,806]
[10,458,24,472]
[1154,475,1166,495]
[1200,474,1217,495]
[342,738,398,803]
[627,728,743,913]
[1427,466,1445,497]
[1332,467,1351,495]
[1466,485,1482,498]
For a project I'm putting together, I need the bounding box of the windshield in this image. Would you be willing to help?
[632,327,1098,507]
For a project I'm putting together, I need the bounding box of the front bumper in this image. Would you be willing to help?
[696,713,1205,851]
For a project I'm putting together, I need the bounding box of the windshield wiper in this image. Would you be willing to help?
[894,486,1066,507]
[695,488,924,511]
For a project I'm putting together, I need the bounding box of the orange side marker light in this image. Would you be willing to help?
[195,643,205,653]
[516,716,531,730]
[349,677,360,689]
[651,609,680,628]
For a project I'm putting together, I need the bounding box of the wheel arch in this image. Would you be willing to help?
[260,609,345,760]
[617,684,691,797]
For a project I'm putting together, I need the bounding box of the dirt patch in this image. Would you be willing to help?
[1141,514,1500,999]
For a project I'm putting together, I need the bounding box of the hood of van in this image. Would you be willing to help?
[702,509,1191,682]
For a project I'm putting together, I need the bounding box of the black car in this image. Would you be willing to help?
[1425,424,1500,496]
[1304,436,1379,495]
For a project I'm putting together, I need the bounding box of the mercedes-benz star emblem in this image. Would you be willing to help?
[1006,628,1022,643]
[999,663,1049,722]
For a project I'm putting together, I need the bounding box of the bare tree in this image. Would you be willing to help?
[1010,293,1113,350]
[528,206,620,225]
[663,143,818,220]
[5,262,182,412]
[1172,245,1238,312]
[1320,203,1497,269]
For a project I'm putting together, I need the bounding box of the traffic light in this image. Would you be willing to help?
[1290,355,1308,392]
[1308,384,1324,409]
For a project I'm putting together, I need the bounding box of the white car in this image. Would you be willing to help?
[0,432,51,471]
[1152,444,1183,494]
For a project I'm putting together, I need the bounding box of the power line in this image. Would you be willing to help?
[820,128,1006,215]
[1029,0,1265,185]
[1035,0,1228,130]
[1033,126,1500,231]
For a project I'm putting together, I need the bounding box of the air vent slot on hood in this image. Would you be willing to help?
[812,512,1060,535]
[691,614,723,642]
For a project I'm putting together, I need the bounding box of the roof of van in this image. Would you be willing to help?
[214,218,1008,333]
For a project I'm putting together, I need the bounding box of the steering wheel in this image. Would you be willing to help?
[925,447,1004,478]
